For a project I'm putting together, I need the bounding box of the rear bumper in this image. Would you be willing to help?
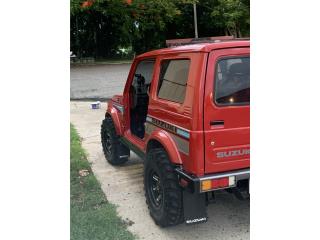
[175,168,250,193]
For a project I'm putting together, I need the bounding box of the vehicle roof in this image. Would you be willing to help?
[137,40,250,58]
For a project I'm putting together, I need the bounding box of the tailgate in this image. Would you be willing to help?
[203,47,250,174]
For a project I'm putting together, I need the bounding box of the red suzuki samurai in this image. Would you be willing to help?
[101,39,250,227]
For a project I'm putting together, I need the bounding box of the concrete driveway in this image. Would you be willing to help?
[70,64,131,100]
[70,101,249,240]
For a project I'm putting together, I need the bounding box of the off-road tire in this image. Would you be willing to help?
[100,117,129,165]
[144,148,183,227]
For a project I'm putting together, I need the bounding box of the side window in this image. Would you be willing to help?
[215,57,250,105]
[157,59,190,104]
[133,59,155,86]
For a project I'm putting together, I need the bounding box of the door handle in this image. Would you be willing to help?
[210,120,224,126]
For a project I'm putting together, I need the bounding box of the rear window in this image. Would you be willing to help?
[157,59,190,104]
[214,57,250,105]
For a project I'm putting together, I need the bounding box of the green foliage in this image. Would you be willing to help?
[128,0,183,53]
[70,124,135,240]
[209,0,250,37]
[70,0,250,57]
[71,0,133,58]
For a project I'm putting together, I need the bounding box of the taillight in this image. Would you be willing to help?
[200,176,236,192]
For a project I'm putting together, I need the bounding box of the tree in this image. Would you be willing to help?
[70,0,250,58]
[208,0,250,37]
[127,0,183,53]
[71,0,132,58]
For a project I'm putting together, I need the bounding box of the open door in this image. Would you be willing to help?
[125,59,155,143]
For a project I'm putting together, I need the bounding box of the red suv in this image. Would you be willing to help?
[101,39,250,227]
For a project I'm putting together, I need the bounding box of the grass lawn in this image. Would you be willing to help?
[70,124,135,240]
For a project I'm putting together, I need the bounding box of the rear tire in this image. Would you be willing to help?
[100,117,129,165]
[144,147,183,227]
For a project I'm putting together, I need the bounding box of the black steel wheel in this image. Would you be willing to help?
[103,131,112,156]
[148,170,164,208]
[144,147,183,227]
[100,117,130,165]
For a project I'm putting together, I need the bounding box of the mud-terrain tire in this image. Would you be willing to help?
[100,117,129,165]
[144,148,183,227]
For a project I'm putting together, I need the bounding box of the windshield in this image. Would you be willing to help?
[214,57,250,105]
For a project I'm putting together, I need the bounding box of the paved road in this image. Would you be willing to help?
[71,101,250,240]
[70,64,131,100]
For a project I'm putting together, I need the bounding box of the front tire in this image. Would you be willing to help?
[144,148,183,227]
[100,117,129,165]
